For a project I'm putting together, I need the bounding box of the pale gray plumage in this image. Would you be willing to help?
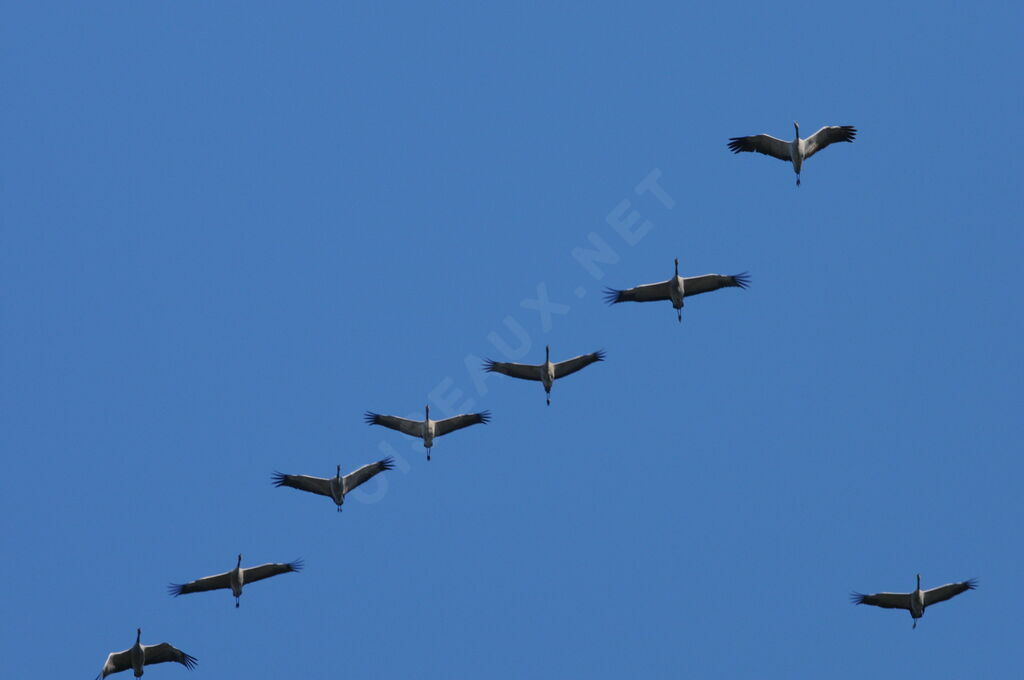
[273,458,394,512]
[169,554,302,607]
[365,406,490,460]
[604,258,749,322]
[851,574,976,628]
[484,345,605,405]
[728,121,856,185]
[96,629,197,679]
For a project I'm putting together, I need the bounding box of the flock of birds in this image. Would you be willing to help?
[93,121,977,678]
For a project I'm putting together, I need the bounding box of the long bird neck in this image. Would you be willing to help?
[132,630,144,674]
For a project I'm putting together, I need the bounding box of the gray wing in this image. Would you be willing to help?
[924,579,976,607]
[364,412,424,437]
[483,359,542,381]
[553,350,606,379]
[727,134,791,161]
[141,643,198,670]
[603,279,673,304]
[343,457,395,492]
[434,411,491,437]
[242,559,303,584]
[271,472,333,498]
[802,125,856,159]
[168,570,232,597]
[850,591,911,610]
[682,273,750,297]
[98,649,132,679]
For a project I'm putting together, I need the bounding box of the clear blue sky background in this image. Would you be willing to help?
[3,2,1022,678]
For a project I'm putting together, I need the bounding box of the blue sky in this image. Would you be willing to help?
[2,1,1022,678]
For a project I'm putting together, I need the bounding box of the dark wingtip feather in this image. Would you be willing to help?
[363,411,380,425]
[167,583,185,597]
[849,592,867,605]
[482,359,498,372]
[181,653,198,670]
[594,349,607,362]
[731,272,751,289]
[379,456,395,471]
[271,471,288,487]
[287,558,304,573]
[966,578,978,590]
[727,137,750,154]
[477,410,492,424]
[602,287,623,305]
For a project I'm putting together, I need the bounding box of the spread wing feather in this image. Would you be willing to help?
[802,125,856,159]
[98,650,132,679]
[682,273,750,297]
[727,134,791,161]
[603,280,673,304]
[168,570,232,597]
[271,472,332,498]
[141,643,197,670]
[343,458,394,492]
[850,591,911,610]
[243,559,303,584]
[483,360,542,381]
[553,351,606,379]
[924,579,977,607]
[435,412,491,437]
[364,413,424,437]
